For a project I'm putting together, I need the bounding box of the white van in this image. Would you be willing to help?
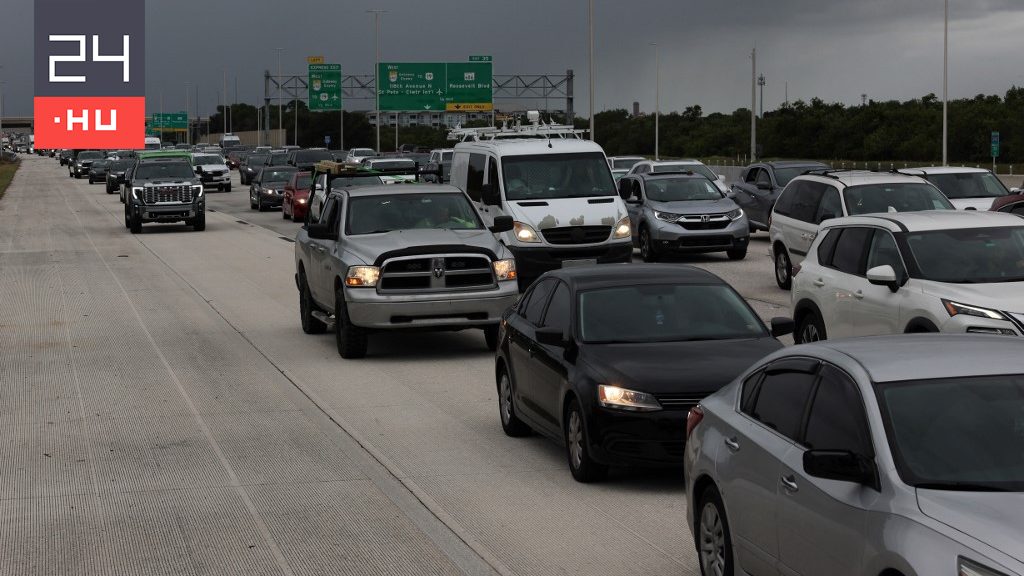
[449,120,633,289]
[143,136,162,151]
[220,133,242,148]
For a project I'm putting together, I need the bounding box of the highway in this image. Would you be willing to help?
[0,156,792,575]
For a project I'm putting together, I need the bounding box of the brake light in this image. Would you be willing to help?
[791,263,802,277]
[686,405,704,441]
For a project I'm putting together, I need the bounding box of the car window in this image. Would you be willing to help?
[804,366,872,454]
[487,157,500,189]
[866,229,907,277]
[740,369,766,415]
[773,182,797,216]
[750,370,817,441]
[814,186,842,223]
[816,228,841,266]
[523,279,556,326]
[466,153,486,202]
[542,282,571,333]
[745,167,759,184]
[830,227,873,275]
[319,197,338,226]
[790,181,825,223]
[756,169,772,186]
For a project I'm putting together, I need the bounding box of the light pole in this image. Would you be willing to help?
[368,9,387,153]
[750,48,757,162]
[185,82,190,145]
[758,73,766,118]
[222,68,227,136]
[942,0,948,166]
[588,0,595,141]
[275,48,284,148]
[651,43,659,160]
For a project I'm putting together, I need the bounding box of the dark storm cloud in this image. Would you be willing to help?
[1,0,1023,116]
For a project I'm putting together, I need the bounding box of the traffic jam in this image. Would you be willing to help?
[29,111,1024,575]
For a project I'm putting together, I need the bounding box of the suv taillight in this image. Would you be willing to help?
[685,405,704,442]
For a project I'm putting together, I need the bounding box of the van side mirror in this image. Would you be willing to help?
[803,450,879,490]
[867,265,900,293]
[481,183,501,206]
[490,215,514,234]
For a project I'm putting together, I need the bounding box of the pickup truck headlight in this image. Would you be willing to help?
[958,557,1010,576]
[655,210,681,223]
[598,385,662,412]
[612,216,631,239]
[492,259,517,281]
[191,185,203,198]
[727,208,744,221]
[131,187,144,201]
[942,299,1006,320]
[513,221,541,243]
[345,266,380,287]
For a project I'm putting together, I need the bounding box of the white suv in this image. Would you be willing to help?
[769,170,954,289]
[627,159,729,194]
[898,166,1017,210]
[791,210,1024,343]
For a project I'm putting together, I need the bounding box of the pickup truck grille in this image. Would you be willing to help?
[676,214,731,231]
[542,226,611,245]
[379,254,495,292]
[144,185,194,204]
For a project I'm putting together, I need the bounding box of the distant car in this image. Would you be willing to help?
[496,264,792,482]
[345,148,377,164]
[424,148,453,183]
[898,166,1012,210]
[611,169,629,182]
[685,335,1024,576]
[607,155,646,171]
[331,150,348,162]
[282,171,311,221]
[628,159,730,195]
[731,160,830,231]
[240,153,269,185]
[769,170,953,289]
[249,166,298,211]
[69,150,104,178]
[191,153,231,191]
[124,157,205,233]
[990,192,1024,214]
[105,159,133,194]
[264,151,290,166]
[618,172,750,261]
[58,149,73,166]
[792,211,1024,342]
[363,158,418,183]
[286,148,334,172]
[87,158,111,184]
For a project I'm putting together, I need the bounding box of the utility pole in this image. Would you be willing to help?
[276,48,284,148]
[758,73,766,118]
[750,48,757,162]
[785,81,788,107]
[233,75,237,133]
[222,68,227,136]
[368,9,388,153]
[651,43,659,160]
[942,0,949,166]
[185,82,190,145]
[588,0,595,141]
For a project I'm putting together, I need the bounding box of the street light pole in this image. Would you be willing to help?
[368,9,387,153]
[222,68,227,136]
[185,82,190,145]
[651,43,659,160]
[588,0,595,141]
[750,48,757,162]
[758,73,766,118]
[942,0,949,166]
[275,48,284,148]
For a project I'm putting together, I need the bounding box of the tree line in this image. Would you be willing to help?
[207,88,1024,164]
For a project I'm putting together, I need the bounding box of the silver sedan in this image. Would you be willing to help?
[684,334,1024,576]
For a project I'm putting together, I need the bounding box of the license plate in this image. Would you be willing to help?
[561,259,597,268]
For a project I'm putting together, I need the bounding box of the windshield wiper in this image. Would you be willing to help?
[915,482,1010,492]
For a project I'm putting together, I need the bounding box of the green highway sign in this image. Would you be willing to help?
[377,61,493,112]
[308,64,342,111]
[992,131,1000,158]
[150,112,188,130]
[469,55,492,62]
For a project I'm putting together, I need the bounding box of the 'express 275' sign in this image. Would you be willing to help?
[34,0,145,149]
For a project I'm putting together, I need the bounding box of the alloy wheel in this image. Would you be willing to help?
[801,322,821,343]
[699,503,727,576]
[499,374,513,426]
[567,410,583,470]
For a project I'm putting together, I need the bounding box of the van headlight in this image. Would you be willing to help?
[345,266,380,287]
[612,216,632,239]
[492,259,517,281]
[513,221,541,243]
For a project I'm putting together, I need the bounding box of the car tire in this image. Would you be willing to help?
[299,274,327,334]
[129,209,142,234]
[250,195,256,210]
[565,397,607,483]
[696,486,735,576]
[795,310,826,343]
[192,211,206,232]
[224,184,231,192]
[283,205,290,220]
[257,198,265,212]
[106,186,114,195]
[334,287,368,359]
[639,227,659,263]
[483,325,499,351]
[727,248,747,261]
[774,247,792,290]
[498,369,531,437]
[123,205,130,229]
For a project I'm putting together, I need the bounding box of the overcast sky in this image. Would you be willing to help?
[2,0,1023,117]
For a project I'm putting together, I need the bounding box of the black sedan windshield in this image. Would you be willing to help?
[579,284,767,343]
[503,152,615,200]
[261,169,297,183]
[878,375,1024,491]
[905,226,1024,283]
[927,172,1009,199]
[347,193,482,235]
[135,162,195,180]
[646,178,723,202]
[844,183,954,215]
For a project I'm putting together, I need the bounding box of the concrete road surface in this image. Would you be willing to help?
[1,156,794,575]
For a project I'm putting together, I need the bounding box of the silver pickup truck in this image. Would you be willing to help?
[294,182,519,359]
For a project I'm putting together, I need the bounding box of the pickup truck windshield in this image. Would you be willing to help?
[135,162,195,180]
[347,193,483,235]
[502,152,616,200]
[262,169,297,183]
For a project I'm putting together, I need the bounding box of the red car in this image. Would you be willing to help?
[283,171,312,221]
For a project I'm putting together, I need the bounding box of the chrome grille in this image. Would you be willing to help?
[654,393,706,411]
[541,226,611,245]
[144,185,193,204]
[379,254,495,293]
[676,214,731,231]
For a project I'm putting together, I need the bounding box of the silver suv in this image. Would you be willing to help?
[294,183,519,358]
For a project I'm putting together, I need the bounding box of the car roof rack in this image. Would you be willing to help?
[313,160,441,183]
[447,111,588,142]
[641,170,697,177]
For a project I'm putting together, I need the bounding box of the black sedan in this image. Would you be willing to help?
[495,264,792,482]
[104,159,133,194]
[249,166,297,211]
[240,154,269,185]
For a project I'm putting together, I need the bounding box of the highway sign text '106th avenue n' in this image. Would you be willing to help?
[377,61,492,112]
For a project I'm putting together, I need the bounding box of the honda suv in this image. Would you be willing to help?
[791,210,1024,343]
[770,170,953,289]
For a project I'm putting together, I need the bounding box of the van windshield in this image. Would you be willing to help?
[502,152,616,200]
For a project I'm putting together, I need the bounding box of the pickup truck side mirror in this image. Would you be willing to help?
[307,222,336,241]
[490,215,514,234]
[481,183,501,206]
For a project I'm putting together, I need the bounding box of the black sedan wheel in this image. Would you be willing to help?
[498,370,530,437]
[697,486,734,576]
[565,398,607,483]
